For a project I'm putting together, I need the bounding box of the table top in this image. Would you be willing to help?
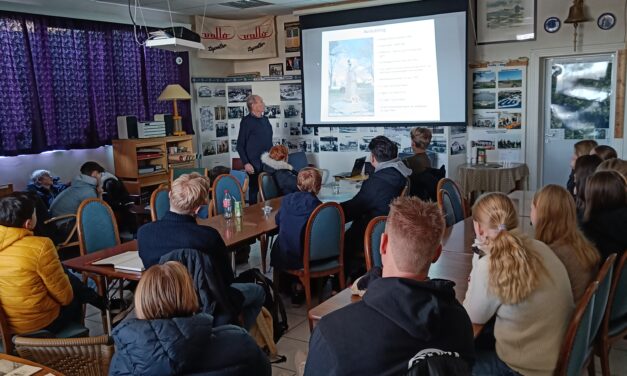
[0,353,64,375]
[318,180,361,203]
[63,240,141,281]
[459,162,526,170]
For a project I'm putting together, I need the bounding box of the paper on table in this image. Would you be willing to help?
[0,359,42,376]
[92,251,145,272]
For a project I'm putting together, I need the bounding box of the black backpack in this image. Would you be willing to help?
[235,268,288,341]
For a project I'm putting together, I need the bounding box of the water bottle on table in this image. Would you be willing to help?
[223,190,233,219]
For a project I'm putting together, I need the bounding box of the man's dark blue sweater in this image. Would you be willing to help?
[236,114,273,172]
[137,211,233,285]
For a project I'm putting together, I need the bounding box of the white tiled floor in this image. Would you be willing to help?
[86,242,627,375]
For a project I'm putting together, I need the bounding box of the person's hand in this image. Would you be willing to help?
[244,163,255,174]
[96,186,103,197]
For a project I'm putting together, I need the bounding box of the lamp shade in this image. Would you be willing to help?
[158,84,191,101]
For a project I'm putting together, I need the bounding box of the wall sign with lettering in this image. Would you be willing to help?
[195,16,277,60]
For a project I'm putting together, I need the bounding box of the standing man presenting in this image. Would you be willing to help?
[237,95,273,204]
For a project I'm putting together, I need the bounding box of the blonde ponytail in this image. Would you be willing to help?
[473,193,546,304]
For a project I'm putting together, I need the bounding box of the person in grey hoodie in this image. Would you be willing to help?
[341,136,411,279]
[49,162,103,234]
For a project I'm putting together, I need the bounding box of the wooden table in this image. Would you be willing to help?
[0,353,64,375]
[318,181,361,203]
[63,240,141,282]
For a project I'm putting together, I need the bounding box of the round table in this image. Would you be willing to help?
[457,163,529,199]
[0,353,64,375]
[318,180,361,203]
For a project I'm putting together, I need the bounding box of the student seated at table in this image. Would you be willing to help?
[464,193,573,376]
[110,261,270,376]
[304,197,474,375]
[0,193,103,335]
[402,127,443,201]
[531,184,600,302]
[50,161,104,218]
[573,154,602,219]
[137,173,264,329]
[26,169,67,208]
[566,139,597,195]
[590,144,618,161]
[341,135,411,279]
[581,170,627,259]
[271,167,322,303]
[261,145,298,195]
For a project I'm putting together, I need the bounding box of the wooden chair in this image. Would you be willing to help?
[258,172,280,202]
[284,202,345,331]
[170,167,208,184]
[77,198,121,333]
[364,216,386,271]
[593,251,627,376]
[437,189,458,227]
[149,185,170,222]
[400,177,411,197]
[229,170,249,201]
[0,184,13,198]
[14,335,114,376]
[210,174,245,217]
[436,178,467,219]
[555,281,599,376]
[44,213,79,254]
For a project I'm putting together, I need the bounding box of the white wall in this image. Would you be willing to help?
[471,0,627,188]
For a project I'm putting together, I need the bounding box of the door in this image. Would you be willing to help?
[541,54,615,186]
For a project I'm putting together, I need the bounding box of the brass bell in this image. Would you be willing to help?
[564,0,589,24]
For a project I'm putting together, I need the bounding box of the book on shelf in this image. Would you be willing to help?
[92,251,145,272]
[137,153,162,160]
[137,147,163,153]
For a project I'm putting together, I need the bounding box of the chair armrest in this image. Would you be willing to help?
[44,214,76,225]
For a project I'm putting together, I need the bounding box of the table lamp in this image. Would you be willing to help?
[158,84,191,136]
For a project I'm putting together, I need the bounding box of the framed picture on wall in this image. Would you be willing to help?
[269,63,284,77]
[476,0,536,44]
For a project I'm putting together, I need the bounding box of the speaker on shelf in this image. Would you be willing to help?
[117,115,138,139]
[155,114,174,136]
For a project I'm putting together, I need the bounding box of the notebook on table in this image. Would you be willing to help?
[92,252,145,272]
[333,156,366,178]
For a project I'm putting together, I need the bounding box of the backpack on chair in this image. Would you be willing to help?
[235,268,289,342]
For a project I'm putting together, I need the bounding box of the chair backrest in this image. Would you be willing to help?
[77,198,120,255]
[598,251,627,346]
[14,335,114,376]
[170,167,208,183]
[436,178,466,220]
[589,254,616,344]
[258,172,280,202]
[364,216,386,271]
[304,202,345,265]
[150,186,170,222]
[229,170,249,195]
[211,174,244,216]
[437,189,457,227]
[231,158,244,171]
[0,301,13,354]
[400,177,411,197]
[555,281,599,376]
[288,151,309,171]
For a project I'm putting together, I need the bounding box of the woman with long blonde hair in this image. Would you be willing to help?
[464,193,574,376]
[531,184,600,302]
[110,262,270,376]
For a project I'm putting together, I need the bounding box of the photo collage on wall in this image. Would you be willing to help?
[470,63,526,163]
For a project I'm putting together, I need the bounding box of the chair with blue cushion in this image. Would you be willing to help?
[149,185,170,222]
[258,172,280,202]
[436,178,466,222]
[364,216,386,271]
[284,202,345,331]
[555,281,599,376]
[229,170,249,202]
[437,189,457,227]
[170,167,208,184]
[210,174,244,217]
[288,151,309,171]
[593,251,627,376]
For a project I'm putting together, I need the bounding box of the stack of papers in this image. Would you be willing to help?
[92,252,145,272]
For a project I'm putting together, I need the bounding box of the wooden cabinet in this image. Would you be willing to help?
[112,135,196,196]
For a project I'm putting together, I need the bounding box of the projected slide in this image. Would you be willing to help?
[320,19,440,123]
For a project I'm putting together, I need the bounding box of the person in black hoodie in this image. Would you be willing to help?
[261,145,298,195]
[138,173,264,330]
[110,262,270,376]
[304,197,474,375]
[582,170,627,259]
[341,136,411,278]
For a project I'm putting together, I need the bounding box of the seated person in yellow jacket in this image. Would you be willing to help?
[0,193,102,334]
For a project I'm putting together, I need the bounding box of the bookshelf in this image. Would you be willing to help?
[112,135,196,198]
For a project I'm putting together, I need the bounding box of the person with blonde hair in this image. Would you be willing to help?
[261,144,298,195]
[305,197,474,375]
[464,193,573,376]
[110,262,270,376]
[567,139,598,195]
[597,157,627,178]
[531,184,600,302]
[582,170,627,259]
[138,173,265,330]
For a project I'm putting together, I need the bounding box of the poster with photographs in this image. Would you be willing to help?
[313,139,320,153]
[298,138,313,153]
[498,112,521,130]
[214,106,226,120]
[285,138,299,152]
[216,140,229,154]
[473,70,496,89]
[273,138,282,146]
[198,86,213,97]
[228,106,245,120]
[320,136,339,152]
[280,83,302,101]
[214,85,226,97]
[497,135,522,149]
[228,85,252,103]
[450,136,466,155]
[471,138,496,150]
[199,106,214,134]
[302,125,314,135]
[289,122,302,136]
[286,56,301,71]
[472,113,496,128]
[230,139,238,154]
[229,122,240,137]
[473,92,496,110]
[265,105,281,118]
[384,126,413,154]
[284,21,300,53]
[283,103,301,118]
[216,122,228,138]
[202,141,216,156]
[339,135,359,152]
[359,135,375,151]
[498,69,523,88]
[497,90,522,109]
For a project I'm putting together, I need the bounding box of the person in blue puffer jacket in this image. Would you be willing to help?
[109,261,270,376]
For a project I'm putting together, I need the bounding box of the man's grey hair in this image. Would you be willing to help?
[31,169,51,183]
[246,95,262,111]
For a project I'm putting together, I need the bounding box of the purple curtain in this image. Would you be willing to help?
[0,11,191,156]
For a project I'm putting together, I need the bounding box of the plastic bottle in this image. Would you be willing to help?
[222,190,233,219]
